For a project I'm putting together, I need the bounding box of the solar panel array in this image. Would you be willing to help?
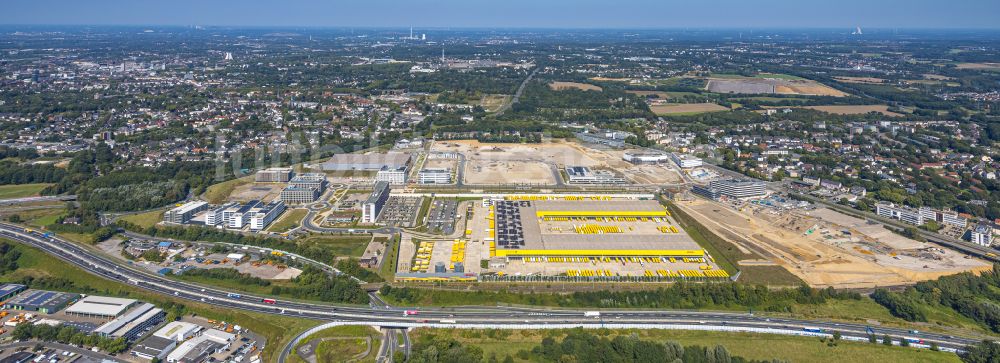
[495,201,529,248]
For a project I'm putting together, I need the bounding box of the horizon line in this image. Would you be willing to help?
[2,24,1000,31]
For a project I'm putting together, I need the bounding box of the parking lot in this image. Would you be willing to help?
[425,199,459,235]
[379,196,423,227]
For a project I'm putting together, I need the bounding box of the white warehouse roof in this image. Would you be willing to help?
[64,295,137,317]
[154,321,201,342]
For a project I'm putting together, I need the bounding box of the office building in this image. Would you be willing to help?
[670,153,703,168]
[376,166,408,185]
[692,179,766,200]
[362,181,391,224]
[222,200,263,229]
[205,202,238,226]
[255,167,293,183]
[250,200,286,231]
[418,168,452,184]
[280,186,320,204]
[877,203,968,228]
[876,203,925,225]
[971,224,994,247]
[919,206,968,228]
[622,152,670,164]
[289,173,327,191]
[163,201,208,224]
[564,166,626,185]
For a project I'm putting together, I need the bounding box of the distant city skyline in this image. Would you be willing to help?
[2,0,999,29]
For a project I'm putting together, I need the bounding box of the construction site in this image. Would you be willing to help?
[396,195,728,282]
[677,198,990,288]
[428,140,684,186]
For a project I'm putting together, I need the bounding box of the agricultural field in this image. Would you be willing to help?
[650,103,729,115]
[549,81,602,91]
[834,76,887,84]
[955,62,1000,70]
[0,183,52,199]
[706,76,848,97]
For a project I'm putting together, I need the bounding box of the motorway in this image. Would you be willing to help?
[0,222,990,360]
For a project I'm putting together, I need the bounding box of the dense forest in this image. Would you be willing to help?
[871,264,1000,333]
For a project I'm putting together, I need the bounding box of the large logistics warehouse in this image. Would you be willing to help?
[490,199,705,259]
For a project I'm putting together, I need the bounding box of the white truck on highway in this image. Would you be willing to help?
[584,311,600,318]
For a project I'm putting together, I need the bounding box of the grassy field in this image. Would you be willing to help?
[379,235,400,281]
[0,239,321,362]
[411,328,960,363]
[0,183,53,199]
[288,325,380,363]
[268,209,309,233]
[480,94,510,113]
[202,176,253,204]
[298,234,372,257]
[119,210,164,229]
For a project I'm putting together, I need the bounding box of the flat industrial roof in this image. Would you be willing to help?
[531,199,668,215]
[65,295,137,317]
[0,283,25,295]
[6,289,78,308]
[495,200,702,256]
[94,303,157,335]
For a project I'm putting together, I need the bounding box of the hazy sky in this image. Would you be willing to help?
[3,0,999,29]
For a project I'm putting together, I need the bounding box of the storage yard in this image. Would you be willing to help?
[397,195,725,282]
[677,199,990,288]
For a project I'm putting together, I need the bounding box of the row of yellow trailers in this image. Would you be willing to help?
[450,239,466,263]
[411,241,435,272]
[522,256,706,264]
[505,195,614,201]
[643,269,730,278]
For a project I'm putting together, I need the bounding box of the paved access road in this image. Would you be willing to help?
[0,222,990,360]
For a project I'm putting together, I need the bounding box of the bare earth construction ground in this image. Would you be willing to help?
[431,140,682,185]
[677,199,988,288]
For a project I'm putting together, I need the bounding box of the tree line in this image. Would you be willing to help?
[871,264,1000,333]
[407,329,789,363]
